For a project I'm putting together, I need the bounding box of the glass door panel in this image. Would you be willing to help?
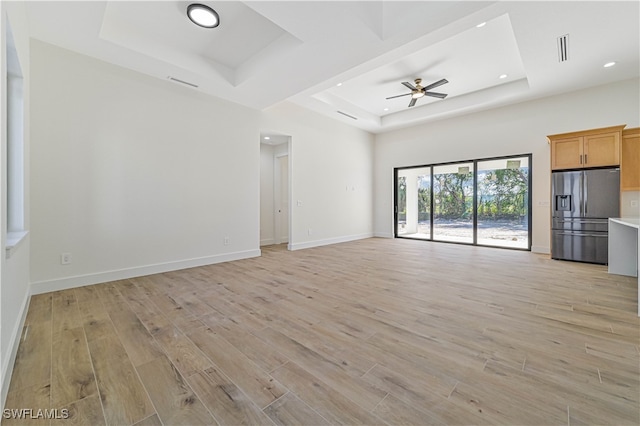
[397,167,431,239]
[477,157,529,249]
[417,172,431,239]
[433,163,473,243]
[397,175,407,235]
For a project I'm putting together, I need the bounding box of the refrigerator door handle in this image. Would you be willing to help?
[557,232,607,238]
[583,171,588,215]
[557,219,606,224]
[579,171,584,216]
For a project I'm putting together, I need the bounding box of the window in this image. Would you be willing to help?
[5,17,26,254]
[394,154,532,250]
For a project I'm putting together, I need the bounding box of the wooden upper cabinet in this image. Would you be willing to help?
[621,127,640,191]
[583,132,621,167]
[548,125,624,170]
[550,136,583,170]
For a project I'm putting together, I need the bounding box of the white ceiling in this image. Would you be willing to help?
[23,1,640,134]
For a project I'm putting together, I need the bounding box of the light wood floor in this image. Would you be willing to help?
[3,238,639,425]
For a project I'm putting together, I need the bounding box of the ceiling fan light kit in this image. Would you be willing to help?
[386,77,449,107]
[187,3,220,28]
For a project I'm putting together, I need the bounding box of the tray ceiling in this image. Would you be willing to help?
[23,1,640,133]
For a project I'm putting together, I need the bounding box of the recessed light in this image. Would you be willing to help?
[187,4,220,28]
[336,83,343,87]
[384,108,389,111]
[604,61,616,68]
[476,22,486,28]
[264,136,270,140]
[499,74,508,79]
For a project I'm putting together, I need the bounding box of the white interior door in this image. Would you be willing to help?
[275,154,289,244]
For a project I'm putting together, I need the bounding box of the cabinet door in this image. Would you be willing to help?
[621,129,640,190]
[551,137,583,170]
[583,131,620,167]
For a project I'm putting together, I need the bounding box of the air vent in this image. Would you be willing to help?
[557,34,569,62]
[337,111,358,120]
[167,76,199,88]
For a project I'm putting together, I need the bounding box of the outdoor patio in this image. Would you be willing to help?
[398,218,528,249]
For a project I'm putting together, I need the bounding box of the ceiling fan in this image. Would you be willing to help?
[386,78,449,107]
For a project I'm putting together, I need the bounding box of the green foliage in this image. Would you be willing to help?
[397,176,406,215]
[433,171,474,219]
[477,168,528,219]
[397,167,529,221]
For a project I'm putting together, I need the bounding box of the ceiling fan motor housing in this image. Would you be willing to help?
[386,77,448,106]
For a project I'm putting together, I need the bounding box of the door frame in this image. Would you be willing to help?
[260,133,292,250]
[393,153,533,251]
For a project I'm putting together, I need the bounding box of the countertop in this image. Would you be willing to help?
[610,218,640,229]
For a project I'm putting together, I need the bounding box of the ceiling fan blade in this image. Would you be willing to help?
[423,78,448,91]
[386,93,411,99]
[408,98,417,107]
[402,81,416,90]
[424,91,448,99]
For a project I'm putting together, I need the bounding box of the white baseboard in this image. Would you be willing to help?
[531,245,550,254]
[30,249,261,295]
[374,232,393,238]
[1,290,30,412]
[289,233,373,251]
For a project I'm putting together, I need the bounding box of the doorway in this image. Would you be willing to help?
[260,134,291,247]
[395,154,532,250]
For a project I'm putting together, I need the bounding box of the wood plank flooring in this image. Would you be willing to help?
[3,238,639,425]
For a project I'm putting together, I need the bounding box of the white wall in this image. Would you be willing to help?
[29,40,262,292]
[621,191,640,218]
[374,78,640,253]
[29,40,376,291]
[1,1,31,410]
[261,102,374,250]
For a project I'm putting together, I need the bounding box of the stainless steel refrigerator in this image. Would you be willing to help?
[551,168,620,264]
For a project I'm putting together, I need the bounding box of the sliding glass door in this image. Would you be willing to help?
[477,157,529,249]
[396,167,431,239]
[394,154,531,250]
[433,163,474,244]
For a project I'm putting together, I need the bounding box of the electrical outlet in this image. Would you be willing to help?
[308,228,313,236]
[60,253,72,265]
[631,200,639,208]
[223,236,230,246]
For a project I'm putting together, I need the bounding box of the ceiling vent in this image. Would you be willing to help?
[337,111,358,120]
[557,34,569,62]
[167,76,199,88]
